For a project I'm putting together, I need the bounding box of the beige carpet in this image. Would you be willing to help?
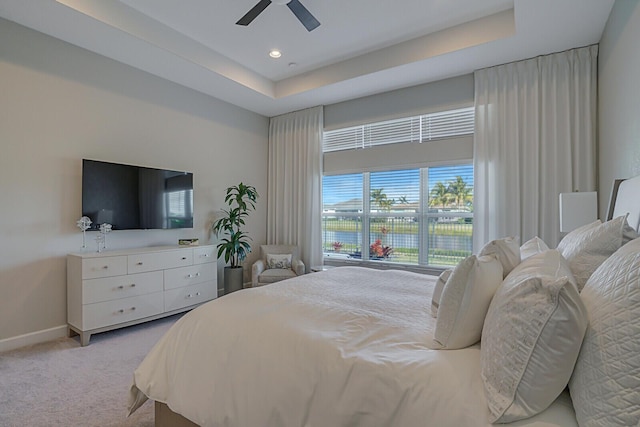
[0,313,183,427]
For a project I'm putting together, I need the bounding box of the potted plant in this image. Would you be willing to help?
[212,182,259,294]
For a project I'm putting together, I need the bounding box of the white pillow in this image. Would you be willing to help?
[557,215,636,291]
[569,237,640,426]
[481,250,588,423]
[431,268,452,318]
[520,236,549,260]
[432,255,503,349]
[479,236,521,277]
[266,253,292,269]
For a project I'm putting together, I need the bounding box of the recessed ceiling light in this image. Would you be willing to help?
[269,49,282,59]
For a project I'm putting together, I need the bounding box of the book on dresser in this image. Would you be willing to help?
[67,245,217,346]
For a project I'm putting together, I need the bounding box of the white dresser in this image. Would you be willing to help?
[67,245,217,346]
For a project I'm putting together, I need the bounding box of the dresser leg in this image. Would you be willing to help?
[67,326,78,338]
[80,332,91,346]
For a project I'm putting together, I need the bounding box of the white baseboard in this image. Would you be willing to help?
[0,325,68,353]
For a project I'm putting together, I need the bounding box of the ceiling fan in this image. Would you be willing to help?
[236,0,320,32]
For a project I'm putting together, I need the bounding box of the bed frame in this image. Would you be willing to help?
[156,401,198,427]
[152,175,640,427]
[607,174,640,232]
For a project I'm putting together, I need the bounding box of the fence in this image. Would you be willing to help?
[322,214,472,267]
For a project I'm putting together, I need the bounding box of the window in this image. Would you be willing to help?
[323,107,474,152]
[322,165,473,268]
[322,106,474,268]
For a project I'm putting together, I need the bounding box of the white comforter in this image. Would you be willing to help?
[129,267,577,427]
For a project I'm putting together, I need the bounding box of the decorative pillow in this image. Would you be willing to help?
[520,236,550,260]
[432,255,503,349]
[431,268,452,318]
[557,215,637,291]
[479,236,520,277]
[480,250,588,423]
[266,253,292,269]
[569,237,640,426]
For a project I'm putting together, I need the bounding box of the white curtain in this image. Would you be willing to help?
[473,45,598,251]
[268,106,323,271]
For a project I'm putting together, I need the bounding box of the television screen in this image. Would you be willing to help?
[82,159,193,230]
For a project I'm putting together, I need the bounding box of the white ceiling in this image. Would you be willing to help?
[0,0,614,117]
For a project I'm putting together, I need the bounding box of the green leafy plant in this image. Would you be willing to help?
[211,183,259,268]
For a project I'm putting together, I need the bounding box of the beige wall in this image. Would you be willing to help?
[0,18,269,347]
[598,0,640,217]
[323,74,474,131]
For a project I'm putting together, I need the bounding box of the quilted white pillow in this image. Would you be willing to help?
[557,216,637,291]
[520,236,550,260]
[479,236,520,277]
[569,237,640,426]
[430,268,452,317]
[433,255,503,349]
[481,250,588,423]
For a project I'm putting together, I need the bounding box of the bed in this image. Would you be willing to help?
[128,176,640,427]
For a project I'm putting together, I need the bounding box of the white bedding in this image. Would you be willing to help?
[129,267,577,427]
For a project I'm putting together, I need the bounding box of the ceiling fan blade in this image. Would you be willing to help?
[236,0,272,26]
[287,0,320,32]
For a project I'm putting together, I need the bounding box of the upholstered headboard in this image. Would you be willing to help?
[607,174,640,232]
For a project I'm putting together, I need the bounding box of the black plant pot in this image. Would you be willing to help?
[224,266,244,294]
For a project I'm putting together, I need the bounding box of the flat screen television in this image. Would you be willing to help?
[82,159,193,230]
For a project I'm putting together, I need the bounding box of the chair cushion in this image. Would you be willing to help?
[259,268,297,284]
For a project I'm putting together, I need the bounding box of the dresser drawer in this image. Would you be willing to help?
[164,282,217,312]
[193,246,215,264]
[82,256,127,279]
[128,249,193,274]
[82,292,164,330]
[82,271,163,304]
[164,262,216,290]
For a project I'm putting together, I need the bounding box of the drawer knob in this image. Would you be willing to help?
[187,294,192,298]
[130,284,136,288]
[131,306,136,311]
[102,265,109,269]
[181,257,187,260]
[201,254,210,257]
[118,285,124,290]
[196,292,201,296]
[137,262,143,266]
[118,309,124,313]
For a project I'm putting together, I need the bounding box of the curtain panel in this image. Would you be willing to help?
[268,106,323,271]
[473,45,598,251]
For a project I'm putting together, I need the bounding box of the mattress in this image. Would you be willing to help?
[129,266,578,427]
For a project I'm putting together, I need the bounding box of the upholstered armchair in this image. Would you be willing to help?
[252,244,305,287]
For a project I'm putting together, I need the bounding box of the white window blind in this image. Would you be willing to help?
[323,107,474,153]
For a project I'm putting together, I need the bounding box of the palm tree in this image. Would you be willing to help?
[370,188,395,211]
[429,182,451,209]
[370,188,385,211]
[448,176,472,210]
